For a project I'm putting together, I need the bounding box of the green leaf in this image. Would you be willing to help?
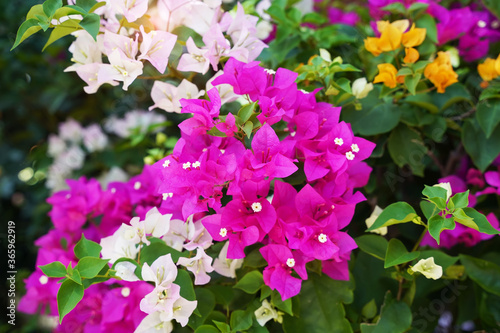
[75,257,109,279]
[207,126,227,137]
[283,273,353,333]
[75,0,98,12]
[434,84,472,111]
[420,200,439,220]
[462,118,500,172]
[89,1,106,13]
[11,19,43,50]
[397,68,413,76]
[43,19,81,51]
[405,73,421,96]
[449,191,469,210]
[234,271,264,294]
[408,2,429,14]
[57,279,84,323]
[79,13,100,40]
[74,234,102,259]
[238,102,257,123]
[230,310,253,331]
[195,326,219,333]
[387,124,427,176]
[27,4,46,19]
[141,241,184,264]
[415,14,437,43]
[175,269,197,302]
[422,185,447,200]
[404,94,439,113]
[213,321,231,333]
[428,215,455,244]
[67,266,82,285]
[39,262,67,278]
[335,78,352,94]
[381,2,406,14]
[355,235,389,261]
[476,99,500,138]
[189,289,216,329]
[362,299,378,319]
[483,0,500,20]
[271,290,293,315]
[460,255,500,296]
[384,239,420,268]
[366,202,418,231]
[346,103,401,136]
[361,292,412,333]
[53,6,86,19]
[457,208,500,235]
[43,0,63,17]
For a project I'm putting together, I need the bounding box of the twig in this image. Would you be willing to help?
[427,150,445,177]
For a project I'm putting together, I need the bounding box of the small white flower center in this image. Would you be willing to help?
[251,202,263,213]
[318,233,328,243]
[334,137,344,146]
[345,151,355,160]
[163,159,170,168]
[265,69,276,75]
[351,144,359,153]
[162,192,173,200]
[111,187,116,193]
[182,162,191,170]
[65,194,71,199]
[39,275,49,285]
[219,228,227,237]
[286,258,295,268]
[121,287,131,297]
[478,20,487,28]
[192,161,201,168]
[134,181,141,190]
[220,149,226,154]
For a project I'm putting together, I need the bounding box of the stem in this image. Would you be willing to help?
[427,149,445,177]
[449,107,476,121]
[397,277,404,301]
[411,227,428,253]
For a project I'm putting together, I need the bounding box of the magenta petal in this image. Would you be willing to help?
[260,244,293,266]
[269,265,302,300]
[322,259,350,281]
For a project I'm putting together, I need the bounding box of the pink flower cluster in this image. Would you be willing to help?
[421,159,500,249]
[368,0,500,61]
[19,168,165,331]
[151,57,375,300]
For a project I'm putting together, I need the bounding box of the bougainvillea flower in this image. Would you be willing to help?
[402,24,426,47]
[177,247,214,285]
[403,47,419,64]
[138,26,177,74]
[373,63,398,88]
[260,244,311,300]
[424,51,458,93]
[478,57,499,81]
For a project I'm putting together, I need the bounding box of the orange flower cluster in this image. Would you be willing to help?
[424,52,458,93]
[477,56,500,82]
[364,19,426,62]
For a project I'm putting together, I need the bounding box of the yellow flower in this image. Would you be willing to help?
[402,24,426,48]
[424,52,458,93]
[364,37,383,57]
[403,47,419,64]
[478,58,499,82]
[364,20,409,56]
[374,63,398,88]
